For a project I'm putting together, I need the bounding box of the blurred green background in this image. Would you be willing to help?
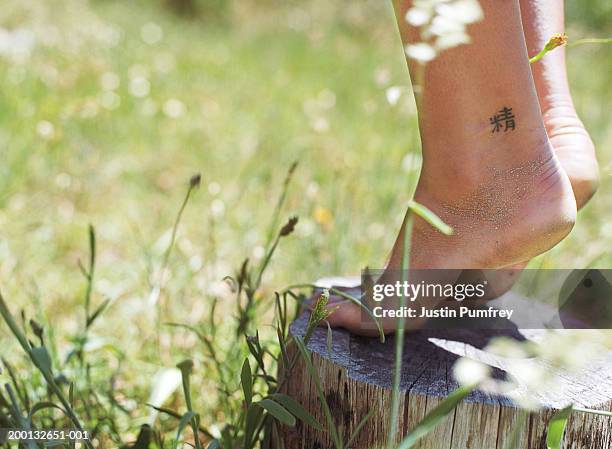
[0,0,610,435]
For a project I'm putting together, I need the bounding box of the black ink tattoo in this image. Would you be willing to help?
[490,106,516,133]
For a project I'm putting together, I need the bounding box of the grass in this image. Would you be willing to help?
[0,0,611,447]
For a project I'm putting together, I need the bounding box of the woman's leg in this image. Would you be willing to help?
[326,0,577,334]
[452,0,602,302]
[389,0,576,270]
[520,0,599,208]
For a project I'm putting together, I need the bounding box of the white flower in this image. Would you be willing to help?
[405,43,437,63]
[428,15,465,37]
[100,72,120,91]
[385,86,404,106]
[208,181,221,195]
[129,76,150,98]
[436,0,483,24]
[36,121,55,140]
[405,7,432,27]
[402,152,422,172]
[163,98,185,118]
[100,91,121,110]
[252,246,265,260]
[435,31,471,50]
[486,337,530,359]
[141,22,163,45]
[453,357,491,386]
[404,0,483,60]
[211,199,225,218]
[0,27,35,60]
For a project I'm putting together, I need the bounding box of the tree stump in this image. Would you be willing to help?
[276,279,612,449]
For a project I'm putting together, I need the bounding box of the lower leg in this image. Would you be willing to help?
[454,0,601,300]
[325,0,577,334]
[389,0,576,270]
[520,0,599,208]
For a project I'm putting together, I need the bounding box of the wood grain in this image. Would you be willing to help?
[275,306,612,449]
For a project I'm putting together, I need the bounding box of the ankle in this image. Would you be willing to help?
[398,147,576,269]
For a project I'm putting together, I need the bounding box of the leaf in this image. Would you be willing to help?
[241,358,253,406]
[244,404,264,449]
[294,337,342,447]
[396,386,473,449]
[221,425,234,449]
[147,368,182,424]
[268,393,322,431]
[246,333,266,373]
[276,325,289,368]
[86,298,111,328]
[31,346,53,375]
[174,411,198,449]
[27,401,66,423]
[546,405,573,449]
[69,382,75,407]
[0,292,32,351]
[406,200,453,235]
[206,441,220,449]
[131,424,153,449]
[256,399,296,427]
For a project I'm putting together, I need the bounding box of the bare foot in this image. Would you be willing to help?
[320,0,583,335]
[324,138,575,335]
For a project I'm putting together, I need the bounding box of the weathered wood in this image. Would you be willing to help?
[276,279,612,449]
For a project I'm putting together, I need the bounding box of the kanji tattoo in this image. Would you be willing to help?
[490,106,516,133]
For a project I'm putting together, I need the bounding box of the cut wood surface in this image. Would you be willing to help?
[276,277,612,449]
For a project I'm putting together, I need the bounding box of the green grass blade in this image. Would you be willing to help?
[242,358,253,406]
[406,200,453,235]
[131,424,153,449]
[546,405,573,449]
[396,386,473,449]
[256,399,296,427]
[387,210,414,449]
[174,411,198,449]
[244,403,264,448]
[27,401,66,423]
[86,298,111,328]
[268,393,323,431]
[572,406,612,417]
[31,347,53,375]
[294,337,342,448]
[568,37,612,47]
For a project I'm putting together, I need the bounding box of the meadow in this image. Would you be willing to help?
[0,0,611,447]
